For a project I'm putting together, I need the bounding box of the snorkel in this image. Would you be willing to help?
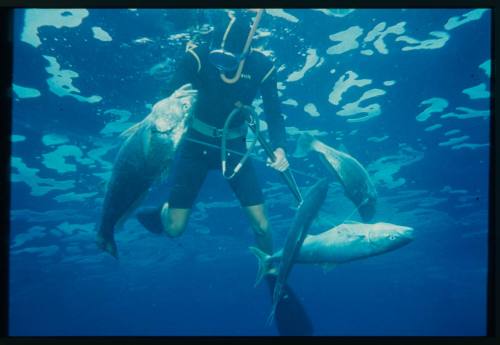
[207,10,304,205]
[208,9,264,84]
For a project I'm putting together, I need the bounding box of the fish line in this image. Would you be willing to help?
[184,137,321,181]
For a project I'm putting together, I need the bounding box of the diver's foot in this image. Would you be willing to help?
[136,206,164,234]
[265,276,313,336]
[96,231,118,259]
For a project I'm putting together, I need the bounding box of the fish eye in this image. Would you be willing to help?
[389,234,397,240]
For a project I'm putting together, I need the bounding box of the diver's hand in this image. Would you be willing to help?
[267,148,289,172]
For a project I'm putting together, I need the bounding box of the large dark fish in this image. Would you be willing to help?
[251,222,414,282]
[294,133,377,222]
[96,84,198,258]
[267,178,329,324]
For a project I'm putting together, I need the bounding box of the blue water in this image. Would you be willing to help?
[9,9,490,336]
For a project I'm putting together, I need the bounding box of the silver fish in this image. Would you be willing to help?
[294,133,377,222]
[96,84,198,258]
[251,222,414,282]
[267,178,329,324]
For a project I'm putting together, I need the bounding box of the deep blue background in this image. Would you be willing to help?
[9,9,490,336]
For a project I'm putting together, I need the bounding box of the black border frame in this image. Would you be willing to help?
[0,1,497,344]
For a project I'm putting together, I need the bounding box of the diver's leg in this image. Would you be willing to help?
[136,139,208,236]
[242,204,273,255]
[160,204,191,237]
[226,156,272,252]
[227,156,313,335]
[137,203,192,237]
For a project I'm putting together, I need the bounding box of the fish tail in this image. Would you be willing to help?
[293,133,315,158]
[249,246,273,287]
[95,222,119,259]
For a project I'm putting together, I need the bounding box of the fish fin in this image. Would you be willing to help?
[119,121,143,139]
[293,133,315,158]
[322,263,337,274]
[176,83,194,93]
[264,275,314,335]
[95,229,119,259]
[249,246,272,287]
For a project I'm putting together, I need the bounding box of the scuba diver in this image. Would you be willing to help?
[136,9,313,335]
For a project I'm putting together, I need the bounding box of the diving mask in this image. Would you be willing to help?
[208,9,263,73]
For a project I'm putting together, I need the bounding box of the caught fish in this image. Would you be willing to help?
[294,133,377,221]
[267,178,329,324]
[96,84,198,258]
[251,221,414,283]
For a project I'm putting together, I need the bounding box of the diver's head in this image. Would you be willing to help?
[208,10,257,71]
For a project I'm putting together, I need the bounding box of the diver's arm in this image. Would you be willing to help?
[260,67,287,152]
[260,66,289,172]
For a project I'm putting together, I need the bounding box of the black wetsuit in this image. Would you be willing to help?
[148,41,314,336]
[165,42,286,208]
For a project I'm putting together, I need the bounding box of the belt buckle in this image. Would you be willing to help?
[213,127,223,137]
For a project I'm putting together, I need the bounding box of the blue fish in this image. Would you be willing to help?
[266,178,329,324]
